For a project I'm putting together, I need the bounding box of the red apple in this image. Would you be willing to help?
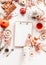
[20,8,26,15]
[1,20,9,29]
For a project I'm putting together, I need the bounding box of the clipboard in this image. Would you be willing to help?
[14,21,33,47]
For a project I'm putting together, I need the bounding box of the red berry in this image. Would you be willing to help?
[20,8,26,15]
[36,23,43,29]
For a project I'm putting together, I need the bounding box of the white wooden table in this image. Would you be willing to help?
[0,2,46,65]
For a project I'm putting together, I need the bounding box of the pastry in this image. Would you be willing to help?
[2,1,16,15]
[19,0,26,6]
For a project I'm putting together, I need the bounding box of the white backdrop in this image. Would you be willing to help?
[0,1,46,65]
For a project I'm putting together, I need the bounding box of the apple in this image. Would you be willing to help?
[1,20,9,29]
[20,8,26,15]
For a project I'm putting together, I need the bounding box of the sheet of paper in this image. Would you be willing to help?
[15,22,32,46]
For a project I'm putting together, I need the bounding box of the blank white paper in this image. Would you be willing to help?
[15,22,32,46]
